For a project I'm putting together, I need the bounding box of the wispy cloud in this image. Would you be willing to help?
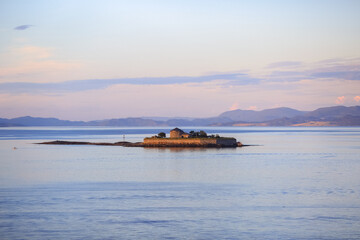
[0,73,260,94]
[310,71,360,80]
[267,70,360,82]
[265,58,360,82]
[266,71,307,82]
[3,57,360,95]
[14,25,33,30]
[266,61,303,69]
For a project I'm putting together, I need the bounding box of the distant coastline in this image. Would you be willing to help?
[2,105,360,127]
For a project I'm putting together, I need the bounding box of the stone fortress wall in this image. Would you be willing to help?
[143,137,237,147]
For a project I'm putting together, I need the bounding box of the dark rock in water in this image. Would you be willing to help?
[38,140,143,147]
[113,141,144,147]
[39,140,92,145]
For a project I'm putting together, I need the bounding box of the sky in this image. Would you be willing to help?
[0,0,360,120]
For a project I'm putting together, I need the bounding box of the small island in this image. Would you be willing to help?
[143,128,242,147]
[39,128,242,148]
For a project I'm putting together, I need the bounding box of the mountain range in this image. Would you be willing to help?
[1,106,360,127]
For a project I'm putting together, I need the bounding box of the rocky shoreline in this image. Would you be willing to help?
[38,128,245,148]
[38,140,144,147]
[38,140,243,148]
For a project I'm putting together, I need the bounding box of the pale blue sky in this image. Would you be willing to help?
[0,0,359,120]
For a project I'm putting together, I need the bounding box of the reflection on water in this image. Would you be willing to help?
[0,127,360,239]
[144,147,228,153]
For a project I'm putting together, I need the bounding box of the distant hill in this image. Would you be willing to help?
[0,116,85,127]
[165,116,234,126]
[142,116,195,121]
[0,116,163,127]
[305,106,360,119]
[1,106,360,127]
[88,118,164,127]
[256,106,360,126]
[219,107,306,122]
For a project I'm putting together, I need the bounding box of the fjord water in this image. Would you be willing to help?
[0,127,360,239]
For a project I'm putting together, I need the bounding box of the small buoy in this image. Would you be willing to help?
[13,147,17,150]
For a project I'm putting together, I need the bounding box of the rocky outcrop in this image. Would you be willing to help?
[38,140,144,147]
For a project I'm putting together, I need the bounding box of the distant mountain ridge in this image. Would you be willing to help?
[1,106,360,127]
[0,116,84,127]
[305,106,360,119]
[265,106,360,126]
[219,107,307,122]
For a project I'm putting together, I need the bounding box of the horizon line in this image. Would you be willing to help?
[1,105,358,122]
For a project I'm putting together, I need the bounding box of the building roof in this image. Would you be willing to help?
[170,128,184,133]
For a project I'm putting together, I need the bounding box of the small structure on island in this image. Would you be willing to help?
[143,128,241,148]
[170,128,190,138]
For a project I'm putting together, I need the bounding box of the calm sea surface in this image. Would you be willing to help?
[0,127,360,239]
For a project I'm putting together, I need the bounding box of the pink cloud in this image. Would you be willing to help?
[15,45,52,59]
[229,102,239,111]
[354,96,360,102]
[0,45,82,83]
[335,96,345,104]
[247,106,258,110]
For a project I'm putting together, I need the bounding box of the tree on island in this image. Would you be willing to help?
[199,130,207,138]
[157,132,166,138]
[189,130,211,138]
